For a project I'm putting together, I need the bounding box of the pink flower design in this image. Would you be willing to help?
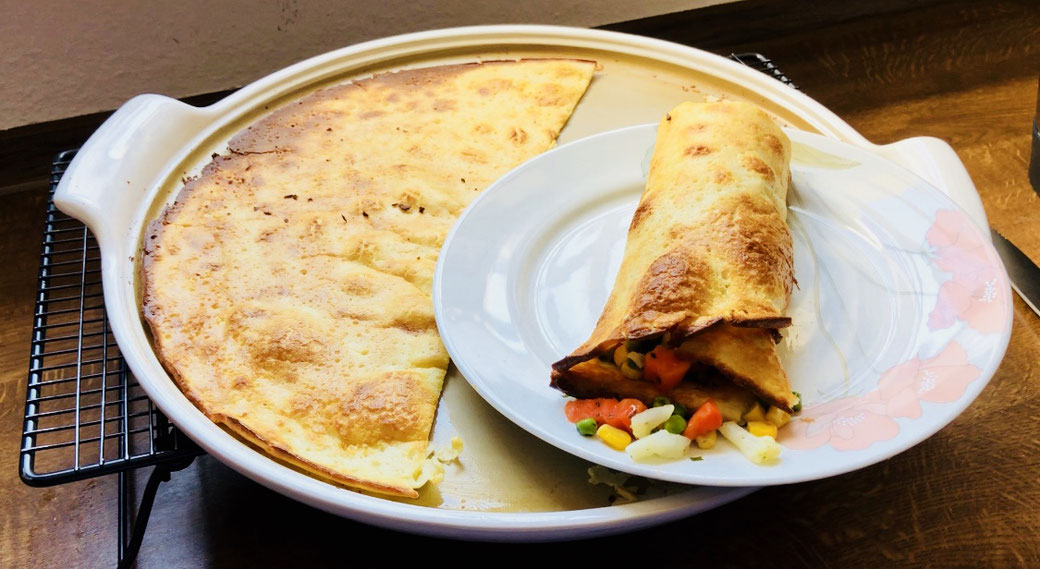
[780,391,900,451]
[926,209,1006,333]
[779,211,1003,453]
[877,341,981,419]
[781,341,982,452]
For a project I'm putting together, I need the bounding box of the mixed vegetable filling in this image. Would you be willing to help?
[567,338,801,464]
[608,338,693,392]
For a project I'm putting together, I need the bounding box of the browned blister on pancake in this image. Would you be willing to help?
[143,59,595,497]
[551,101,797,412]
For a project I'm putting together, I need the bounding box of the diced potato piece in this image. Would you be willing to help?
[744,402,766,423]
[596,424,632,450]
[747,421,778,439]
[695,430,717,449]
[626,430,691,461]
[719,421,781,464]
[765,406,791,428]
[631,405,674,439]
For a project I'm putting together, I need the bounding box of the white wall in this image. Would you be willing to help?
[1,0,723,130]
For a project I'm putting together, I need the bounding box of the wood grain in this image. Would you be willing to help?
[1,0,1038,567]
[0,189,119,568]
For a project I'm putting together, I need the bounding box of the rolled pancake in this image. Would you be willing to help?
[143,59,596,497]
[551,101,797,414]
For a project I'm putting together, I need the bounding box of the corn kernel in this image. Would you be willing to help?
[627,352,645,369]
[695,430,717,449]
[765,406,791,428]
[596,424,632,450]
[747,421,777,439]
[612,344,629,368]
[744,402,766,423]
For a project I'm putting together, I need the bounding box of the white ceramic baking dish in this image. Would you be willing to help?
[52,25,987,540]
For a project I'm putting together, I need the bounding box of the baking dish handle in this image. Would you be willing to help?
[54,94,211,246]
[870,136,989,235]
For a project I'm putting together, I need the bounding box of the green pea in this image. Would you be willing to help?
[792,392,803,413]
[652,396,671,408]
[671,402,688,418]
[576,418,598,436]
[663,415,687,435]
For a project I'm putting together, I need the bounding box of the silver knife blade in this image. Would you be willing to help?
[991,229,1040,317]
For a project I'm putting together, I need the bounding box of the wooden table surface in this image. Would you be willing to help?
[2,0,1038,567]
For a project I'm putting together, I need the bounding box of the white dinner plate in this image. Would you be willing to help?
[434,124,1013,487]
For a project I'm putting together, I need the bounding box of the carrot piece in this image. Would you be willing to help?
[564,398,618,423]
[643,345,692,392]
[603,398,648,432]
[684,400,723,439]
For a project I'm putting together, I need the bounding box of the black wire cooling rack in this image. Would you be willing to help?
[17,53,796,569]
[20,150,201,485]
[19,150,203,569]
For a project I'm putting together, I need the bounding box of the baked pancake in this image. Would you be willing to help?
[143,59,595,497]
[551,101,797,416]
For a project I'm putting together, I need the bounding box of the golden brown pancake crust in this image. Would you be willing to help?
[143,59,595,497]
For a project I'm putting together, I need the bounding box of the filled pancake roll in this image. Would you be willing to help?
[550,101,798,420]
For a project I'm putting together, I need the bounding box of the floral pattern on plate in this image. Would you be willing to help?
[781,206,1008,452]
[927,209,1007,334]
[782,341,983,451]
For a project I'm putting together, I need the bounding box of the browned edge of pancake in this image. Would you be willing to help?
[140,275,422,498]
[144,326,426,500]
[139,57,602,274]
[217,415,420,498]
[140,265,421,498]
[227,58,600,154]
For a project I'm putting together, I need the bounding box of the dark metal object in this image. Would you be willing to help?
[20,149,202,567]
[117,456,197,569]
[991,229,1040,318]
[729,52,799,90]
[18,53,793,568]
